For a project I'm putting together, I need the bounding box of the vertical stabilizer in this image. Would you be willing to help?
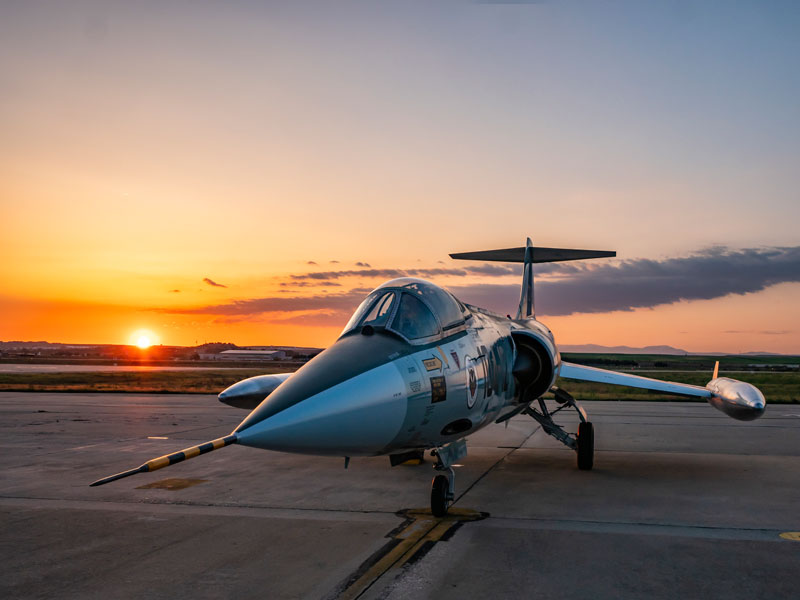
[516,238,535,319]
[449,239,614,319]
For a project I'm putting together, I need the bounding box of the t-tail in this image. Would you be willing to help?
[450,238,616,319]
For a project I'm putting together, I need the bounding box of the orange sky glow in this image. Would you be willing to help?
[1,3,798,354]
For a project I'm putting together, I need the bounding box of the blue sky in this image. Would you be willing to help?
[1,1,798,350]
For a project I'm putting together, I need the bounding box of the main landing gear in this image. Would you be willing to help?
[523,386,594,470]
[430,439,467,517]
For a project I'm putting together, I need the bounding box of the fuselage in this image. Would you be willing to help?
[233,278,559,457]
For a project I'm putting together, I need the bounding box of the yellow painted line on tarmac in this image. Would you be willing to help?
[337,508,487,600]
[779,532,800,541]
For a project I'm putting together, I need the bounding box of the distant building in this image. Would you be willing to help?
[212,349,287,361]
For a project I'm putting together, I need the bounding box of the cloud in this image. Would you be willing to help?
[307,260,318,266]
[168,289,181,293]
[355,261,372,267]
[155,291,366,317]
[279,281,342,288]
[452,246,800,316]
[294,268,407,281]
[466,264,520,276]
[330,260,340,264]
[290,267,478,281]
[268,311,351,327]
[159,247,799,322]
[203,277,227,288]
[287,264,519,282]
[724,329,792,335]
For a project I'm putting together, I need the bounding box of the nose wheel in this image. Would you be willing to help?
[430,441,464,517]
[431,474,452,517]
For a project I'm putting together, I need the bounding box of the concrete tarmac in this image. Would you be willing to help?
[1,392,798,599]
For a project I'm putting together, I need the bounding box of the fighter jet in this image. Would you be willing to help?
[91,239,766,516]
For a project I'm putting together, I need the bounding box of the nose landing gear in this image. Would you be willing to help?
[429,439,467,517]
[431,471,454,517]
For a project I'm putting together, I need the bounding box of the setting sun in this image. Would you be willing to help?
[130,329,158,349]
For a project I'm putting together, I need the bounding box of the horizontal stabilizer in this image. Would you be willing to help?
[450,246,615,263]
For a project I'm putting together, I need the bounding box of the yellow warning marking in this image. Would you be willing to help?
[780,532,800,541]
[402,507,485,522]
[212,438,225,450]
[183,446,201,459]
[423,357,442,371]
[337,508,487,600]
[136,478,207,490]
[145,456,170,470]
[437,346,450,368]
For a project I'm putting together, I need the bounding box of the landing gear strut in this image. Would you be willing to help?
[429,439,466,517]
[523,386,594,470]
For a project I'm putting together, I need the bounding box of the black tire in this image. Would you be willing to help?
[431,475,449,517]
[577,421,594,471]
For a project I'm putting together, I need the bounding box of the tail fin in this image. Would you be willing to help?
[450,239,615,320]
[518,237,535,318]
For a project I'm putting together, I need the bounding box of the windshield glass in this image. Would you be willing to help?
[340,291,396,335]
[361,291,395,327]
[391,293,440,340]
[341,292,380,335]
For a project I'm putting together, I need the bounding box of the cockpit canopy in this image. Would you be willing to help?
[340,278,469,343]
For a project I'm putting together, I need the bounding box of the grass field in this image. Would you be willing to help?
[0,369,271,394]
[0,365,797,403]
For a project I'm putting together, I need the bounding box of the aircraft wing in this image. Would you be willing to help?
[558,362,712,398]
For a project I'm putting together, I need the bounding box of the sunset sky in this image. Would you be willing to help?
[1,1,799,353]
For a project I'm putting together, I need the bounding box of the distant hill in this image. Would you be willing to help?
[560,344,690,355]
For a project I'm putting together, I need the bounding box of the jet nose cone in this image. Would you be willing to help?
[235,361,408,455]
[234,334,411,455]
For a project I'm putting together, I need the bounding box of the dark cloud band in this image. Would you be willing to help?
[452,246,800,316]
[162,246,799,321]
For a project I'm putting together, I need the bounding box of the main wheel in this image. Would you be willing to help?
[576,421,594,470]
[431,475,450,517]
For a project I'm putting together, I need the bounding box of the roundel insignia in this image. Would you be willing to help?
[467,364,478,408]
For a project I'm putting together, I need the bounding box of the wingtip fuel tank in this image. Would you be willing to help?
[706,377,766,421]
